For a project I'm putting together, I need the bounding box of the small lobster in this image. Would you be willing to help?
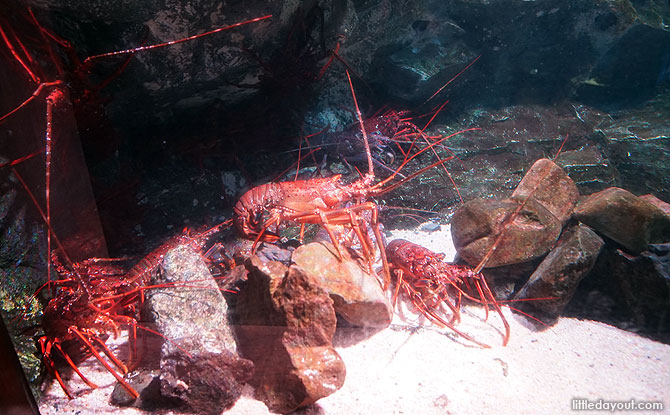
[322,110,413,165]
[386,239,509,347]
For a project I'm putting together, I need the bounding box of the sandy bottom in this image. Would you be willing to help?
[38,312,670,415]
[38,226,670,414]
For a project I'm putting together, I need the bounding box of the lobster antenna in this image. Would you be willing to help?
[83,15,272,64]
[346,69,374,178]
[373,127,480,191]
[423,55,481,105]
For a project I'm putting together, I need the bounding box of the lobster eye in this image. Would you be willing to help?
[251,210,264,226]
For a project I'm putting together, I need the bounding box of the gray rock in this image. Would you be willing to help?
[515,224,605,323]
[145,245,252,412]
[610,244,670,341]
[555,146,619,196]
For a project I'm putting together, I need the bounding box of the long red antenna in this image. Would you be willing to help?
[83,15,272,64]
[346,69,374,177]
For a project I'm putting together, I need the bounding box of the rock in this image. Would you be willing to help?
[555,146,619,195]
[596,98,670,202]
[145,245,253,412]
[160,351,254,415]
[451,197,562,268]
[511,158,579,225]
[236,256,346,414]
[608,244,670,340]
[640,194,670,216]
[573,187,670,254]
[292,242,392,328]
[514,224,605,323]
[110,369,161,407]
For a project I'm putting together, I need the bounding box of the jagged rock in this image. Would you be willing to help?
[145,245,253,413]
[292,242,392,328]
[514,224,605,323]
[451,197,562,268]
[596,98,670,202]
[160,351,254,415]
[609,244,670,341]
[573,187,670,254]
[236,256,346,414]
[511,158,579,225]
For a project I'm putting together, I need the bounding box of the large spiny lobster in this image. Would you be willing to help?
[386,238,509,348]
[233,129,469,290]
[36,221,229,399]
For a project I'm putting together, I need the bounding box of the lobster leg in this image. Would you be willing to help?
[404,285,491,349]
[52,342,98,389]
[39,338,75,398]
[69,327,139,399]
[290,202,391,289]
[477,276,510,346]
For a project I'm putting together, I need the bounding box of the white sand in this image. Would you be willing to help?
[38,226,670,414]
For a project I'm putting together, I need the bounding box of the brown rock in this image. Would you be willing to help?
[573,187,670,254]
[160,351,254,415]
[236,256,346,414]
[512,158,579,225]
[451,197,562,268]
[514,224,605,323]
[292,242,392,328]
[146,245,253,413]
[640,194,670,216]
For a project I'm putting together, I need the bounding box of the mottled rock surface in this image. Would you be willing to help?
[146,245,252,413]
[573,187,670,254]
[511,158,579,225]
[641,194,670,217]
[555,146,619,195]
[608,244,670,340]
[236,256,345,414]
[515,224,605,323]
[451,198,562,268]
[292,242,392,328]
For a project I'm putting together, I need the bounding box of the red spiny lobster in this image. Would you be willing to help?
[386,238,509,348]
[36,220,230,399]
[234,124,473,289]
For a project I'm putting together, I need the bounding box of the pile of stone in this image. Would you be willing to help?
[110,234,392,413]
[450,158,670,332]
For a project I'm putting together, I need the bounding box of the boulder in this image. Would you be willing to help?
[573,187,670,254]
[511,158,579,225]
[514,224,605,323]
[236,256,346,414]
[451,197,562,268]
[610,244,670,340]
[292,242,392,328]
[144,245,253,413]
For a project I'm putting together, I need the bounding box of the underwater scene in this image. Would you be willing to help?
[1,0,669,414]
